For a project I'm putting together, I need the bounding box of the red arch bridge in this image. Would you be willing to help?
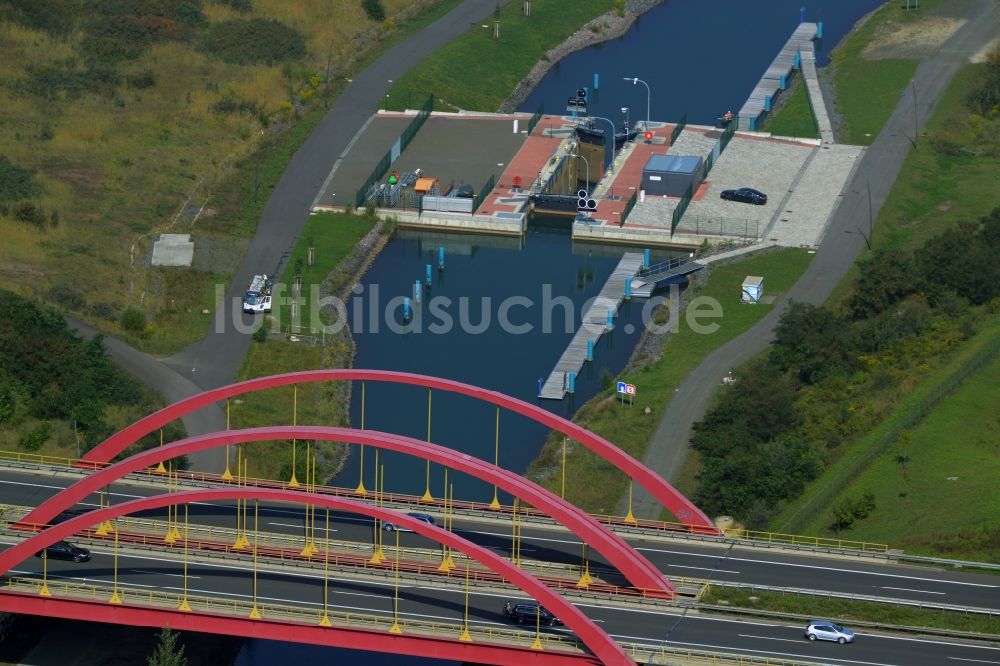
[0,371,718,665]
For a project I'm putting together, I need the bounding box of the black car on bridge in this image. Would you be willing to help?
[502,602,562,626]
[36,540,90,563]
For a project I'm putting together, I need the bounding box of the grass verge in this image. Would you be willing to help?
[387,0,617,111]
[701,588,1000,635]
[527,248,813,514]
[762,77,818,140]
[226,212,375,482]
[777,321,1000,560]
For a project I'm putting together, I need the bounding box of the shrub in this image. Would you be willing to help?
[120,305,147,333]
[199,18,306,65]
[48,285,86,311]
[18,422,51,452]
[127,69,157,89]
[0,0,78,37]
[0,156,42,202]
[362,0,386,22]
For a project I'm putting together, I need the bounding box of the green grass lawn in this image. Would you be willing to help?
[762,77,818,140]
[781,322,1000,560]
[527,248,814,515]
[829,2,928,145]
[772,317,1000,547]
[387,0,617,111]
[229,210,374,482]
[275,212,375,335]
[701,588,1000,635]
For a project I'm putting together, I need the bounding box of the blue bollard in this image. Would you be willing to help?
[643,248,650,269]
[425,264,432,285]
[800,5,805,23]
[403,297,411,320]
[414,280,421,303]
[593,73,599,90]
[625,278,632,300]
[780,73,787,90]
[765,95,772,113]
[794,51,801,70]
[586,339,594,362]
[606,308,615,329]
[567,372,576,394]
[537,377,543,396]
[750,116,757,132]
[438,246,445,270]
[817,21,823,38]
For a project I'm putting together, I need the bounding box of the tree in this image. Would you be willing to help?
[362,0,386,22]
[148,626,187,666]
[849,249,916,320]
[770,301,856,384]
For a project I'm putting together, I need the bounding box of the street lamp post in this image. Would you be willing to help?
[624,77,651,131]
[589,115,617,174]
[571,153,590,194]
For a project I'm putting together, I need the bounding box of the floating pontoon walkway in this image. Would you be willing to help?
[738,22,818,131]
[631,259,704,298]
[538,253,644,400]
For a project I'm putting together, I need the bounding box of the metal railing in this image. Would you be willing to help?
[673,214,760,241]
[0,451,895,558]
[0,576,582,653]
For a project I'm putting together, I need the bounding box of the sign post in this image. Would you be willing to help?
[617,381,637,408]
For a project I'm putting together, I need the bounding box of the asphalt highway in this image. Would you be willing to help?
[1,469,997,614]
[6,541,1000,666]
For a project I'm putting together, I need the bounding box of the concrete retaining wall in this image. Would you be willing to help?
[572,222,703,249]
[389,210,526,236]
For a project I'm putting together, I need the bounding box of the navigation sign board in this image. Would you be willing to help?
[625,384,636,396]
[616,381,627,394]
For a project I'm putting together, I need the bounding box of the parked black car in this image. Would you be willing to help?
[502,602,562,626]
[36,541,90,563]
[720,187,768,205]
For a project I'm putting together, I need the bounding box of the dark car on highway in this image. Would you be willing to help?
[720,187,768,205]
[502,602,562,626]
[36,541,91,563]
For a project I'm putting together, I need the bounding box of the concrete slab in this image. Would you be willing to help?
[313,111,530,210]
[151,234,194,267]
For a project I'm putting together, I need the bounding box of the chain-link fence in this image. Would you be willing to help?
[673,214,760,241]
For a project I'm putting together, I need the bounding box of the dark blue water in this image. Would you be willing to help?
[336,225,658,501]
[237,2,884,663]
[519,0,883,125]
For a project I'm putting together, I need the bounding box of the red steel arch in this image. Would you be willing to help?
[20,427,672,595]
[1,488,635,666]
[79,370,714,528]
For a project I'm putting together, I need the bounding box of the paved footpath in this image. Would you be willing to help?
[625,0,1000,520]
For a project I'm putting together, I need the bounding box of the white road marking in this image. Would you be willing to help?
[948,658,1000,664]
[738,633,807,644]
[664,564,740,574]
[131,569,198,579]
[634,545,999,589]
[881,586,945,595]
[266,521,336,532]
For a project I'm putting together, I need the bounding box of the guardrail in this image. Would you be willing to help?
[0,504,706,602]
[0,453,898,559]
[709,582,1000,618]
[0,576,582,654]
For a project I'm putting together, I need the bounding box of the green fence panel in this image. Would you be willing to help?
[670,113,688,144]
[670,183,694,234]
[619,190,638,227]
[355,149,393,208]
[400,94,434,152]
[526,103,545,135]
[472,173,496,212]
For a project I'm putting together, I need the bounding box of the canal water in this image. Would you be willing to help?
[519,0,884,126]
[236,1,885,663]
